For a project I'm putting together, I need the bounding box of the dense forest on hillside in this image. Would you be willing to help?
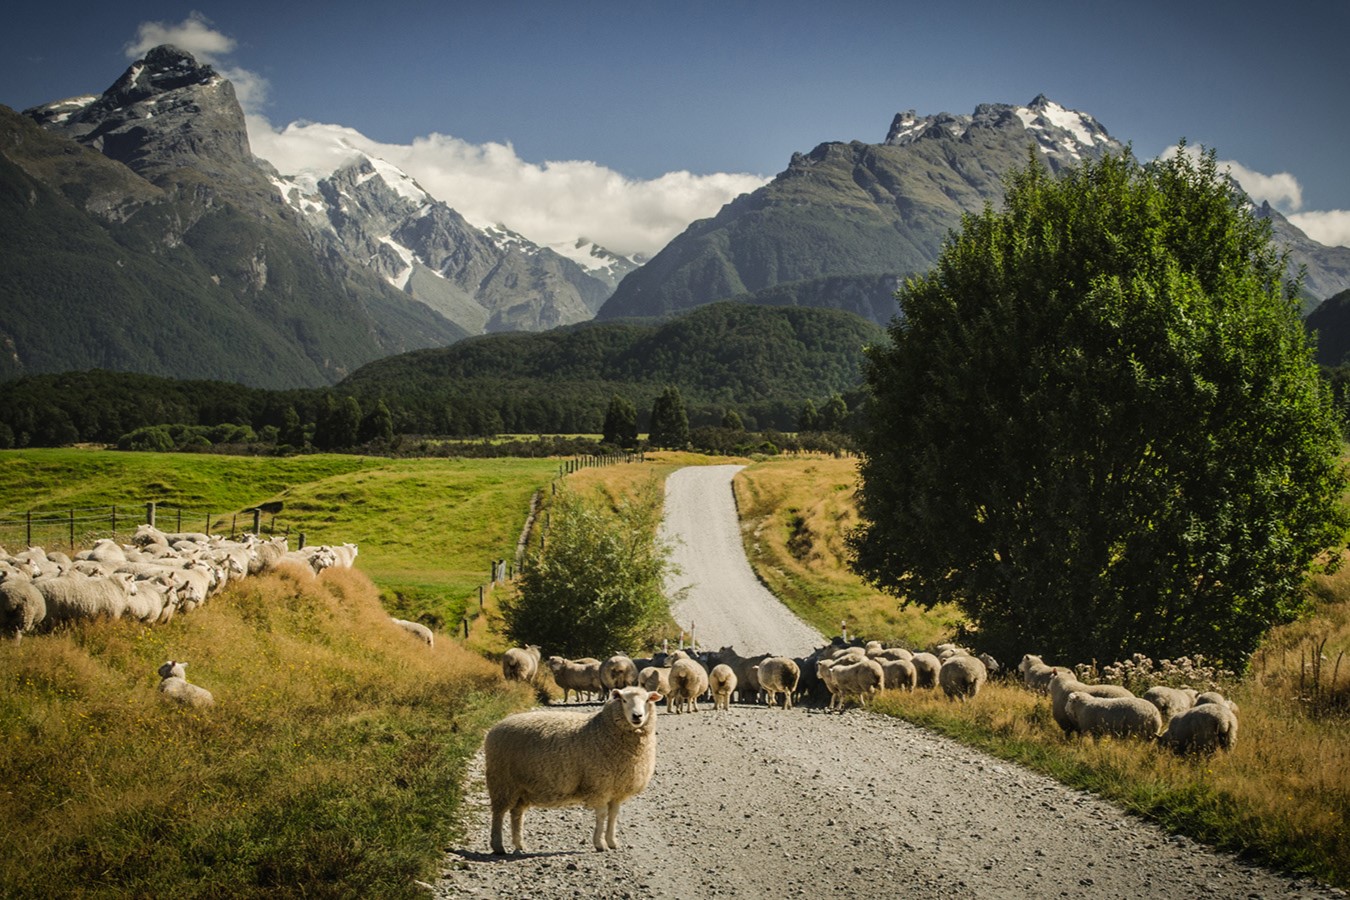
[0,303,879,451]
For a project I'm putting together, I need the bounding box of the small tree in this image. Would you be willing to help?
[797,399,821,432]
[720,409,744,431]
[648,386,690,449]
[501,480,674,657]
[820,394,849,432]
[601,393,639,449]
[850,147,1349,668]
[360,399,395,445]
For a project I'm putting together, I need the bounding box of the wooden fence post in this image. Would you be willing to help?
[253,509,262,535]
[146,502,156,527]
[69,509,75,549]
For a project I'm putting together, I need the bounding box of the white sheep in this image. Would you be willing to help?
[818,656,884,709]
[485,685,662,853]
[0,574,45,640]
[547,656,603,703]
[600,654,639,691]
[1142,685,1199,722]
[391,617,434,647]
[637,665,671,697]
[753,656,801,709]
[709,663,737,711]
[1018,654,1059,693]
[938,654,988,700]
[1065,691,1163,740]
[666,657,709,714]
[879,657,917,691]
[1050,670,1135,734]
[157,660,214,708]
[1194,691,1239,713]
[1159,702,1238,754]
[910,652,942,689]
[502,645,541,682]
[34,572,137,626]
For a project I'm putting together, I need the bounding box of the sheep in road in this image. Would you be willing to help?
[547,656,603,703]
[879,657,917,691]
[667,657,709,714]
[600,655,639,691]
[637,665,672,697]
[754,657,801,710]
[485,685,662,853]
[709,664,737,711]
[818,656,884,710]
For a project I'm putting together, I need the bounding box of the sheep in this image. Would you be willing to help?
[754,657,801,710]
[818,656,884,709]
[711,646,771,703]
[124,575,177,625]
[1064,691,1163,740]
[939,654,988,700]
[34,572,137,626]
[637,665,671,696]
[666,657,709,714]
[0,575,45,640]
[547,656,603,703]
[1142,685,1198,722]
[157,660,214,708]
[879,657,917,691]
[910,652,942,689]
[709,663,737,711]
[1194,691,1239,713]
[391,617,434,647]
[874,647,914,662]
[1158,702,1239,754]
[502,645,541,682]
[1049,670,1135,734]
[1018,654,1058,693]
[485,685,662,853]
[600,654,639,691]
[977,652,1002,679]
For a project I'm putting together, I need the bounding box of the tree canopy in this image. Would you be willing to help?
[850,147,1349,668]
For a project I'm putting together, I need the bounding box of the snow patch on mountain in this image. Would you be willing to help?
[886,95,1121,165]
[378,235,415,289]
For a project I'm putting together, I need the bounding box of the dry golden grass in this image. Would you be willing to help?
[733,455,962,645]
[0,564,533,898]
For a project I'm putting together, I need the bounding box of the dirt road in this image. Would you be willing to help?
[433,466,1340,898]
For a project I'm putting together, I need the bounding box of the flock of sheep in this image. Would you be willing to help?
[0,525,362,706]
[484,638,1241,854]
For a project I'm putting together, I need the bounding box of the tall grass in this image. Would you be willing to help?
[0,564,532,898]
[733,455,961,645]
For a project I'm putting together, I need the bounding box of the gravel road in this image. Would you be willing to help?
[433,466,1342,899]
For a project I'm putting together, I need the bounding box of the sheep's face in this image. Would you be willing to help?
[612,687,660,730]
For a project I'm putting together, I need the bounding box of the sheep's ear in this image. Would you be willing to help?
[611,689,622,701]
[648,692,663,704]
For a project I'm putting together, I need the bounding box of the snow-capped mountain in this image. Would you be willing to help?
[271,156,636,333]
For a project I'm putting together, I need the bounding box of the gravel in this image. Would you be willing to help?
[432,465,1343,899]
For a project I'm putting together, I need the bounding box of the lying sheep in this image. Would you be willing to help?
[0,575,45,640]
[910,652,942,689]
[1158,702,1238,754]
[667,657,709,714]
[547,656,603,703]
[1019,654,1058,693]
[754,657,801,710]
[709,664,737,711]
[600,654,639,691]
[391,617,434,647]
[1065,691,1163,740]
[485,685,662,853]
[939,654,988,700]
[1050,671,1135,734]
[502,645,541,682]
[1143,685,1198,722]
[157,660,214,708]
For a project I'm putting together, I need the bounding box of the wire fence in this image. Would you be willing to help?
[0,503,291,554]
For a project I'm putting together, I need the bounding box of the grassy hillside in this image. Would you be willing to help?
[0,449,559,627]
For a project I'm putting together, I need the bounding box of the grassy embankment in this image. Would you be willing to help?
[733,454,1350,889]
[0,448,562,898]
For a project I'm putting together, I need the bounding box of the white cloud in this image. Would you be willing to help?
[124,12,235,63]
[1288,210,1350,249]
[246,116,768,258]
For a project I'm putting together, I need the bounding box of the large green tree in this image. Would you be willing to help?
[601,393,639,449]
[648,386,690,450]
[850,147,1348,668]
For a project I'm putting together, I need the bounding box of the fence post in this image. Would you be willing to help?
[253,509,262,535]
[176,508,182,532]
[478,585,485,609]
[26,510,32,548]
[231,514,237,538]
[69,509,75,550]
[462,618,470,639]
[111,505,117,538]
[146,502,156,527]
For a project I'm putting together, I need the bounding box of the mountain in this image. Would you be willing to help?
[4,45,469,387]
[270,156,634,334]
[1305,288,1350,366]
[597,96,1350,324]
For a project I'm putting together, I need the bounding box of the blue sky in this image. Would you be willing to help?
[4,1,1347,255]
